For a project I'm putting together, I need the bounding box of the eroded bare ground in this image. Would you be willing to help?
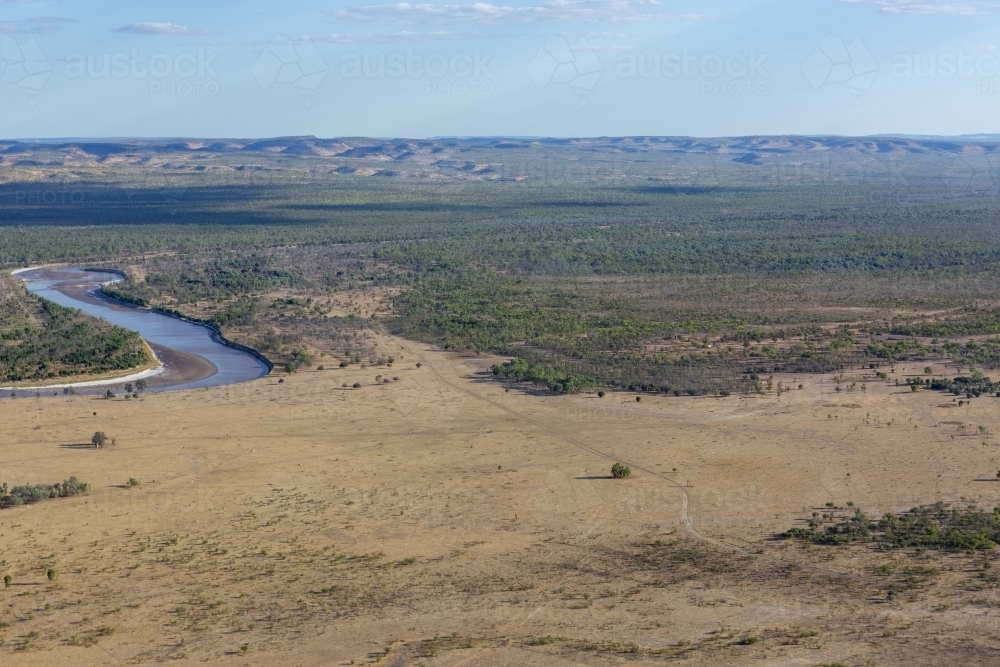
[2,331,1000,665]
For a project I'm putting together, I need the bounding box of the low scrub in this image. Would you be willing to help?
[1,477,89,509]
[783,502,1000,552]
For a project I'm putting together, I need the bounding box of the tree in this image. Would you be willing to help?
[611,462,632,478]
[3,575,10,588]
[136,379,148,392]
[46,568,56,582]
[598,391,605,398]
[91,431,108,448]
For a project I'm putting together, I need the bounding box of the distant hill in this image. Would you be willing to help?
[1,135,998,189]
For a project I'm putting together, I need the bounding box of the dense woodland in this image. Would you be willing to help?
[5,136,1000,392]
[0,272,149,383]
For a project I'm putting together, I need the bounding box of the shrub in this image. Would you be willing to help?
[105,389,115,399]
[1,477,89,508]
[46,568,56,582]
[490,357,596,394]
[611,462,632,479]
[339,361,348,368]
[352,382,362,389]
[597,391,605,398]
[92,431,108,448]
[3,575,10,588]
[784,502,1000,551]
[136,379,147,392]
[128,478,140,487]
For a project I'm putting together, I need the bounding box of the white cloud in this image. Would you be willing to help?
[113,22,212,35]
[329,0,664,25]
[309,30,489,43]
[840,0,987,15]
[0,16,71,33]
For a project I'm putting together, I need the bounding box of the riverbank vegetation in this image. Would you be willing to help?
[0,272,150,383]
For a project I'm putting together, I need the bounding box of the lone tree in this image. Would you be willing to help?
[611,462,632,479]
[91,431,108,448]
[136,379,148,392]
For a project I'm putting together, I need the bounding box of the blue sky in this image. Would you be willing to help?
[1,0,999,138]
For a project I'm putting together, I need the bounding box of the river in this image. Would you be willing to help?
[11,267,270,395]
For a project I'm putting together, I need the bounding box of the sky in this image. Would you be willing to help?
[1,0,999,138]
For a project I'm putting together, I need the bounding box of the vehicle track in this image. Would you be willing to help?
[405,344,876,584]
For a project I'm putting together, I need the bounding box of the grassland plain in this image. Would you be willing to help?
[1,337,999,665]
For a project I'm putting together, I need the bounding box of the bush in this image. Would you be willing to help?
[611,462,632,479]
[783,502,1000,551]
[128,478,140,487]
[46,568,56,582]
[597,391,605,398]
[339,361,348,368]
[3,575,10,588]
[92,431,107,448]
[352,382,362,389]
[490,357,596,394]
[1,477,89,508]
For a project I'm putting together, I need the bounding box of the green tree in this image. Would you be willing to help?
[611,462,632,478]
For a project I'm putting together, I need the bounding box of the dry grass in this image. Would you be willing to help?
[1,330,999,665]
